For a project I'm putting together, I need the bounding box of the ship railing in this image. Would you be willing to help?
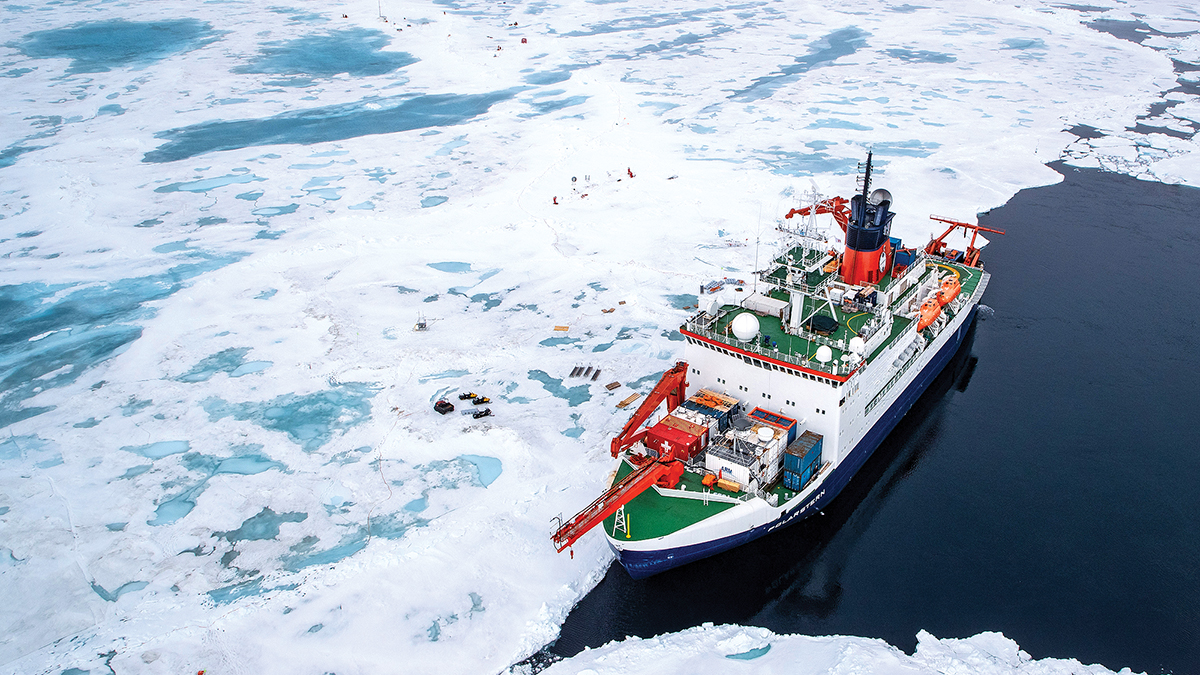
[859,311,893,360]
[864,326,924,414]
[687,310,720,331]
[889,260,936,312]
[683,322,854,377]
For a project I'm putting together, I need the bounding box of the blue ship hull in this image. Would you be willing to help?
[616,305,979,579]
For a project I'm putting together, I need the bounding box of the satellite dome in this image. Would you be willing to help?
[730,312,760,341]
[815,345,833,363]
[848,336,866,354]
[757,427,775,443]
[869,188,893,205]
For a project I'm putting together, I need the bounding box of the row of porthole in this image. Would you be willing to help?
[704,376,826,415]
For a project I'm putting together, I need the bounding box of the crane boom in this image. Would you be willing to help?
[926,215,1005,267]
[786,196,850,232]
[610,361,689,458]
[551,457,685,552]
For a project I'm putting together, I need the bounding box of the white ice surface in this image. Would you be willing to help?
[0,0,1194,673]
[533,624,1144,675]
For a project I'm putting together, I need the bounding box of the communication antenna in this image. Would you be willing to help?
[753,202,762,294]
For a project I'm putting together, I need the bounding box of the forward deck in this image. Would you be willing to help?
[603,458,818,542]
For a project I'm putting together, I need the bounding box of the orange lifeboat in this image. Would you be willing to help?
[936,276,961,306]
[916,296,942,331]
[822,255,841,274]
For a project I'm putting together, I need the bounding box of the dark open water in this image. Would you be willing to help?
[547,164,1200,675]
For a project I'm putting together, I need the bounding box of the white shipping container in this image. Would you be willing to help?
[705,453,752,486]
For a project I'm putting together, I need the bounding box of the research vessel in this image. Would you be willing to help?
[552,153,1001,578]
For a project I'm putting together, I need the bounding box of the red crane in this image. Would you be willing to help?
[551,456,685,552]
[551,361,690,553]
[786,196,850,232]
[926,215,1005,267]
[610,361,689,458]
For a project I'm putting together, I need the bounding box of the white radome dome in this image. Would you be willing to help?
[815,345,833,363]
[849,336,865,354]
[731,312,760,341]
[757,427,775,443]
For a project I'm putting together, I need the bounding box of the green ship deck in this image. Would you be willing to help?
[602,459,813,542]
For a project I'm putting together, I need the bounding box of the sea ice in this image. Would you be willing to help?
[0,0,1192,673]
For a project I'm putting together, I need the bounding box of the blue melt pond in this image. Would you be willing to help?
[17,19,221,74]
[252,204,299,217]
[178,347,250,382]
[217,507,307,542]
[231,361,272,377]
[148,451,285,526]
[421,195,449,208]
[729,27,866,102]
[459,454,502,487]
[207,578,298,605]
[90,580,149,602]
[0,250,245,429]
[202,383,377,452]
[233,29,418,85]
[726,645,771,660]
[527,370,591,407]
[143,90,521,163]
[427,262,472,273]
[122,440,190,459]
[155,172,264,193]
[664,293,697,310]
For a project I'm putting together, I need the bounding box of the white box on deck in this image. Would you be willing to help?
[741,292,790,320]
[705,453,752,486]
[672,407,719,436]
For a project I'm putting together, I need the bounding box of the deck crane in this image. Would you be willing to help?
[785,196,851,232]
[551,361,690,553]
[610,361,689,458]
[926,215,1005,267]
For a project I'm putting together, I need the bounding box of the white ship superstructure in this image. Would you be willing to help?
[552,153,1001,578]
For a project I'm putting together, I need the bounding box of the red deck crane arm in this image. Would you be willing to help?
[785,196,850,232]
[925,215,1006,267]
[610,361,689,458]
[551,458,685,552]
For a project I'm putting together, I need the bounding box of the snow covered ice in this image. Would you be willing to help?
[0,0,1194,673]
[533,624,1144,675]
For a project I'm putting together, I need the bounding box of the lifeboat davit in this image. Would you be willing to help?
[916,296,942,331]
[936,276,961,306]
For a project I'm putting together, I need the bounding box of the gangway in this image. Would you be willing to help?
[551,457,685,552]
